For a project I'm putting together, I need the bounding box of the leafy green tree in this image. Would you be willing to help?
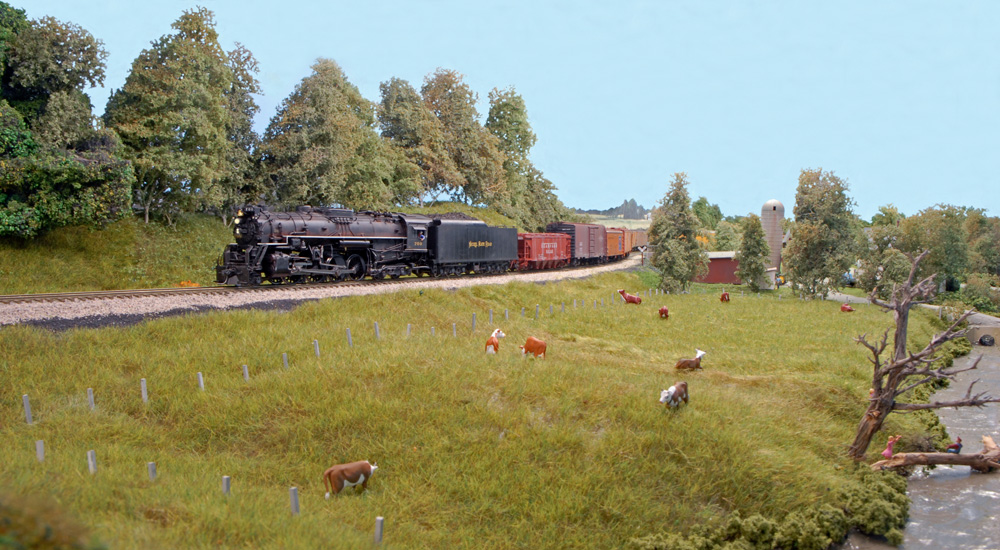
[784,168,859,297]
[485,85,569,230]
[217,43,262,222]
[0,10,132,238]
[648,172,707,291]
[964,209,1000,277]
[713,219,741,251]
[856,221,909,299]
[899,204,969,290]
[735,214,769,291]
[692,196,722,230]
[105,7,234,223]
[378,76,461,205]
[421,68,505,205]
[261,58,414,210]
[871,203,904,227]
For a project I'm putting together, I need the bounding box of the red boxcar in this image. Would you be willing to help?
[545,222,608,265]
[517,233,571,270]
[606,228,626,260]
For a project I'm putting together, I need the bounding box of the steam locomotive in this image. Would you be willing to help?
[216,205,646,286]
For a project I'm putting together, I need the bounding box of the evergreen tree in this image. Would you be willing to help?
[734,214,769,291]
[784,168,859,297]
[217,43,262,222]
[105,7,235,223]
[648,172,707,291]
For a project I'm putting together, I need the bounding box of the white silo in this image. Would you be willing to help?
[760,199,785,276]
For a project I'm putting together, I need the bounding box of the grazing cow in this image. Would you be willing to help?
[618,289,642,305]
[881,435,901,459]
[485,328,506,354]
[323,460,378,498]
[946,437,963,454]
[841,303,855,312]
[659,381,689,409]
[520,336,547,358]
[720,291,730,302]
[674,349,706,370]
[658,306,669,319]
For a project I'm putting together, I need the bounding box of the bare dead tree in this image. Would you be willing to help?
[847,250,1000,461]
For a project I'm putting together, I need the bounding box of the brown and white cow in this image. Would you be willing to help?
[841,303,855,312]
[618,289,642,305]
[520,336,547,358]
[323,460,378,498]
[674,349,706,370]
[658,306,669,319]
[720,291,730,302]
[659,381,689,408]
[485,328,506,354]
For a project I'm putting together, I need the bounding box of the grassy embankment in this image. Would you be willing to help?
[2,265,944,548]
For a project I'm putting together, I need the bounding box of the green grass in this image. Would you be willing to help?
[0,215,233,294]
[1,270,941,549]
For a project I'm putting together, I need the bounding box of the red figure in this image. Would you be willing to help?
[841,303,855,312]
[658,306,669,319]
[881,435,901,459]
[720,291,730,302]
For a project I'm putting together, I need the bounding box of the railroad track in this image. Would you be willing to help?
[0,257,642,306]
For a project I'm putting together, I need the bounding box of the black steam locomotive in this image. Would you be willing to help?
[216,205,517,286]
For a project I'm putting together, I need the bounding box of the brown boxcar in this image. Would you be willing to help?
[632,229,649,249]
[517,233,571,270]
[606,228,626,260]
[545,222,608,265]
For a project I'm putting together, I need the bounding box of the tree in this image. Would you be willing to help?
[848,250,1000,461]
[105,7,235,223]
[899,204,968,291]
[713,220,741,252]
[692,196,722,230]
[735,214,769,291]
[648,172,707,291]
[964,209,1000,277]
[421,68,505,205]
[216,43,262,222]
[261,58,412,211]
[783,168,859,297]
[856,223,910,300]
[871,204,904,227]
[0,10,132,238]
[378,76,460,206]
[485,85,569,230]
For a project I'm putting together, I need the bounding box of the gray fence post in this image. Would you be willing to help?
[141,378,148,403]
[535,304,539,319]
[198,372,204,390]
[407,324,411,337]
[489,309,493,324]
[504,309,509,320]
[222,475,231,495]
[431,327,435,336]
[314,339,321,357]
[374,322,381,340]
[148,462,157,481]
[290,487,300,515]
[562,302,565,313]
[87,388,95,410]
[347,328,353,347]
[87,450,97,474]
[36,440,44,462]
[521,307,525,317]
[549,305,553,315]
[452,323,457,337]
[242,365,249,382]
[283,353,289,369]
[472,313,476,331]
[375,516,385,544]
[22,394,32,424]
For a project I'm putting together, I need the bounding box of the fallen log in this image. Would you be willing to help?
[871,435,1000,473]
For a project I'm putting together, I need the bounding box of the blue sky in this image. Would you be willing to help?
[22,1,1000,220]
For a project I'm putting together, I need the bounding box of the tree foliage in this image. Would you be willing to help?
[712,219,741,252]
[421,68,505,205]
[0,8,132,238]
[648,172,707,291]
[898,204,968,291]
[260,58,417,211]
[378,76,461,205]
[104,7,236,223]
[691,196,722,230]
[734,214,769,291]
[784,168,859,297]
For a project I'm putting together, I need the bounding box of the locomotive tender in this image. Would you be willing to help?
[216,205,647,286]
[216,205,516,286]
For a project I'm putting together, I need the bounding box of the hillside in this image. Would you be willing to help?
[1,270,938,549]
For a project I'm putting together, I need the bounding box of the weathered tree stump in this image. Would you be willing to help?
[872,436,1000,473]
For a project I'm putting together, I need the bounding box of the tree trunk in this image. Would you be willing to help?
[872,436,1000,473]
[848,398,892,461]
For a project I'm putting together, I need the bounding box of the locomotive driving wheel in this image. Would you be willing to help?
[346,254,367,280]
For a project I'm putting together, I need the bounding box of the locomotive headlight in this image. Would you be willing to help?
[234,218,240,224]
[235,228,240,235]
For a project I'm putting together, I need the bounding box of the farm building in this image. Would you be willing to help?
[695,251,742,285]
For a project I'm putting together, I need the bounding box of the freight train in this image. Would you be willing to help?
[216,205,647,286]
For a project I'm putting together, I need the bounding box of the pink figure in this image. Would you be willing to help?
[881,435,901,459]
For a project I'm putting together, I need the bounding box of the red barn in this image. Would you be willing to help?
[695,251,742,285]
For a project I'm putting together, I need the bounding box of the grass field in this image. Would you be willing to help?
[1,268,941,549]
[584,215,651,230]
